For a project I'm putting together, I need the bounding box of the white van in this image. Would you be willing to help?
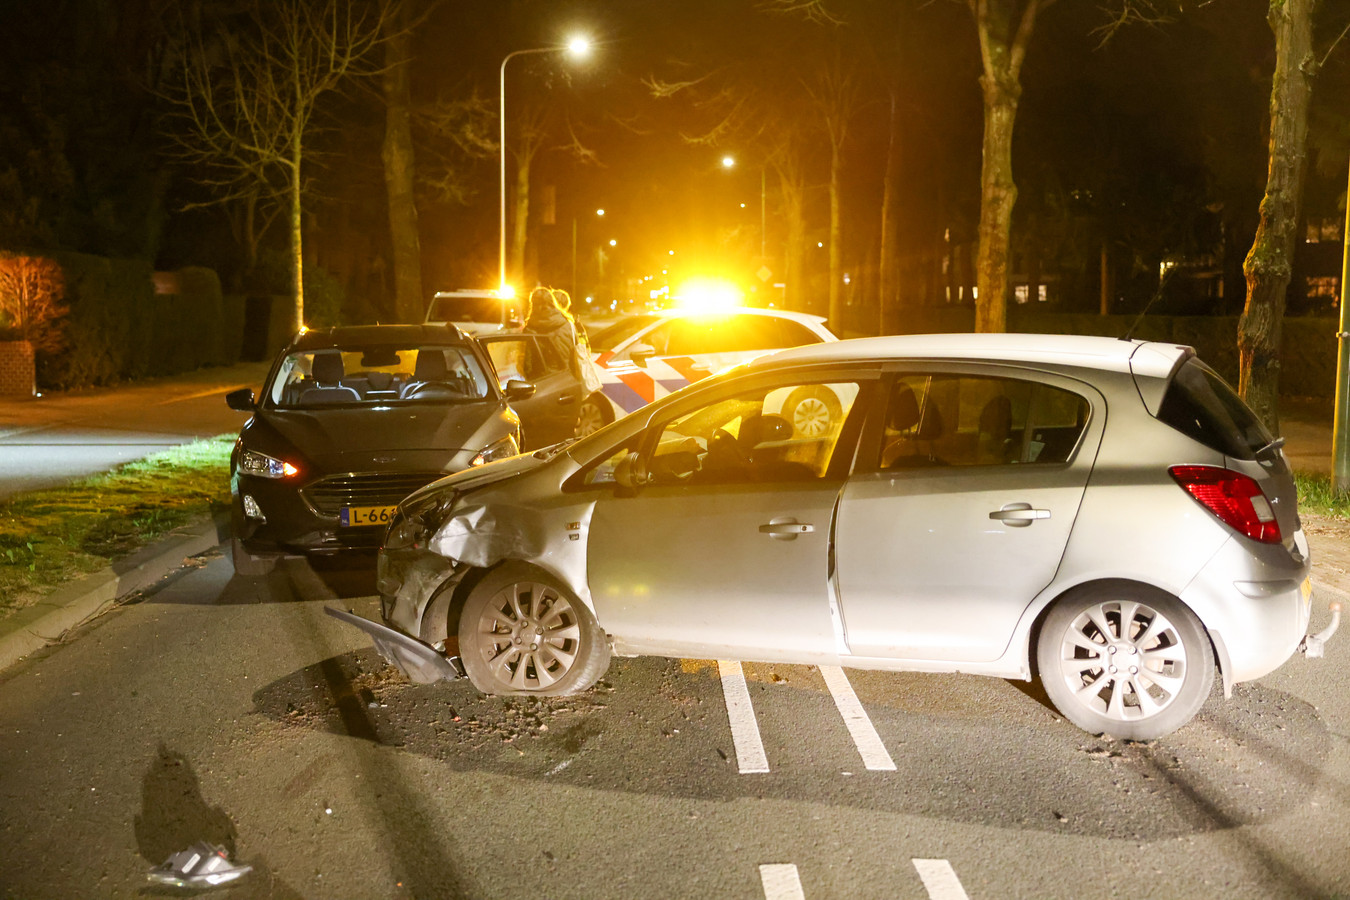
[424,290,524,335]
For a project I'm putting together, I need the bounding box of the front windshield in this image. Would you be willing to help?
[266,345,492,409]
[590,315,658,353]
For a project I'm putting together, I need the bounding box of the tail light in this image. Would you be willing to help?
[1169,465,1281,544]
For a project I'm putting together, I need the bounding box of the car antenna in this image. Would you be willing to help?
[1119,266,1175,342]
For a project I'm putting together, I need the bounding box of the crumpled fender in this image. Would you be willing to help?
[428,503,547,568]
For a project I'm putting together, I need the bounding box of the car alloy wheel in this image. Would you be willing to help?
[784,386,841,438]
[1037,585,1214,740]
[574,395,610,437]
[459,563,610,696]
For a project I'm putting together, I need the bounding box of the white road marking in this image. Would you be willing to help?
[819,666,897,771]
[913,859,971,900]
[718,660,770,773]
[759,864,805,900]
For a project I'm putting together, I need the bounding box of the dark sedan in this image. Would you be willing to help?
[225,324,533,575]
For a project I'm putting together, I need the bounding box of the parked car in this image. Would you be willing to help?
[332,332,1338,740]
[574,307,837,437]
[225,324,533,575]
[424,289,524,335]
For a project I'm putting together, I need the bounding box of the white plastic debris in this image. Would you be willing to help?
[146,842,252,888]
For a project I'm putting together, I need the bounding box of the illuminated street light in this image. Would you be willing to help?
[596,208,605,216]
[721,155,735,169]
[500,36,591,293]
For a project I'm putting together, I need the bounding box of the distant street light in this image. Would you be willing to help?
[720,154,766,258]
[500,36,591,292]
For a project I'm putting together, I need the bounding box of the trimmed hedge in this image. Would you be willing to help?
[884,308,1339,398]
[37,253,243,389]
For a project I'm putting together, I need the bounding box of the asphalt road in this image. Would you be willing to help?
[0,523,1347,899]
[0,362,267,500]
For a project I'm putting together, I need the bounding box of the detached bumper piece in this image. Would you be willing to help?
[147,843,251,888]
[325,606,465,683]
[1301,589,1342,659]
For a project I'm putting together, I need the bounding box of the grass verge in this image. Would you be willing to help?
[1296,471,1350,520]
[0,435,233,620]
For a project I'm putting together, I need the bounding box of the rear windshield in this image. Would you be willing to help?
[1156,359,1273,460]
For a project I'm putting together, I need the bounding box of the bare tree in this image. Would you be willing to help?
[381,0,422,323]
[0,255,66,352]
[1238,0,1320,433]
[967,0,1057,333]
[161,0,393,332]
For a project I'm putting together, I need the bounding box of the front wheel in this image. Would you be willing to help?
[458,563,610,696]
[574,394,611,438]
[1037,585,1214,740]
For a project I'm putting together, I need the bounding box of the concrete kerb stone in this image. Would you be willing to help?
[0,514,228,673]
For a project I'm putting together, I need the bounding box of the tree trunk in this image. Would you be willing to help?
[1238,0,1317,434]
[289,134,304,335]
[511,152,531,287]
[974,72,1019,333]
[382,7,423,324]
[782,176,807,314]
[827,139,844,332]
[878,86,903,335]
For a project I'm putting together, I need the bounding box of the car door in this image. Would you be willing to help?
[833,367,1105,662]
[581,373,873,660]
[477,334,582,448]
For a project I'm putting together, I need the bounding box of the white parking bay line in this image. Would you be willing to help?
[759,864,805,900]
[717,660,770,773]
[819,666,897,771]
[913,859,971,900]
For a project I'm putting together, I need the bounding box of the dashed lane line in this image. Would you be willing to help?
[913,859,972,900]
[758,864,805,900]
[819,665,897,771]
[718,659,770,773]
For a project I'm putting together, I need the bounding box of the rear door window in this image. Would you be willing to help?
[1156,360,1272,460]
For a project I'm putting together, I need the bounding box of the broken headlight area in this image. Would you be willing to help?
[384,489,460,552]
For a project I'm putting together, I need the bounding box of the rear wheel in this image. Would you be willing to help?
[1037,584,1214,740]
[231,537,277,577]
[574,394,611,437]
[458,563,609,696]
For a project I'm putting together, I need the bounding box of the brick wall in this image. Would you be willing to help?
[0,341,34,396]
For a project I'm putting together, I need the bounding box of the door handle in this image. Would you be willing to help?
[557,393,578,405]
[759,518,814,540]
[989,503,1050,527]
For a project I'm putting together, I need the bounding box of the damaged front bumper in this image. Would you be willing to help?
[325,606,465,683]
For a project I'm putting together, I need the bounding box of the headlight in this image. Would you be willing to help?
[470,435,519,467]
[386,489,459,550]
[239,449,300,479]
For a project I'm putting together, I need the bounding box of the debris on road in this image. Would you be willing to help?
[146,842,251,888]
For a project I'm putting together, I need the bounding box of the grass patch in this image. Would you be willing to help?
[0,435,234,619]
[1295,471,1350,519]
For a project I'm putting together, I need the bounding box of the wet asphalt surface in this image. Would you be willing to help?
[0,530,1348,899]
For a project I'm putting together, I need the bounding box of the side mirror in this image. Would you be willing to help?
[225,388,255,411]
[627,342,656,367]
[503,380,537,402]
[614,451,651,492]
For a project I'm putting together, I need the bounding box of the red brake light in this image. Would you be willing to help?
[1168,465,1281,544]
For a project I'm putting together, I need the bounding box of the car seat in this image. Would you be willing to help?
[297,352,360,404]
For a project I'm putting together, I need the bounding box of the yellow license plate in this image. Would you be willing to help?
[340,505,396,527]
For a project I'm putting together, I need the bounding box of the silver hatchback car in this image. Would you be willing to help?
[334,334,1338,740]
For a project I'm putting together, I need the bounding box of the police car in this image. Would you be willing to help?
[575,308,837,437]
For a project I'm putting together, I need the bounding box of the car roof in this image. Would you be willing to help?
[750,332,1191,380]
[648,307,828,326]
[287,324,470,352]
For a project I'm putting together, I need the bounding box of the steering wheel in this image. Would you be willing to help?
[403,381,461,400]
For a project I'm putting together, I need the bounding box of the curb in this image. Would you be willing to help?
[0,515,228,674]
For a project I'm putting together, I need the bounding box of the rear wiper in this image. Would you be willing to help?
[1256,436,1286,457]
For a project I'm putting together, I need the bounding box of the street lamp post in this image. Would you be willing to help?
[499,37,590,293]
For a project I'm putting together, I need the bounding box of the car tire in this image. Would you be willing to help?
[574,394,612,438]
[458,563,610,697]
[1037,584,1214,740]
[784,386,842,438]
[231,537,277,577]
